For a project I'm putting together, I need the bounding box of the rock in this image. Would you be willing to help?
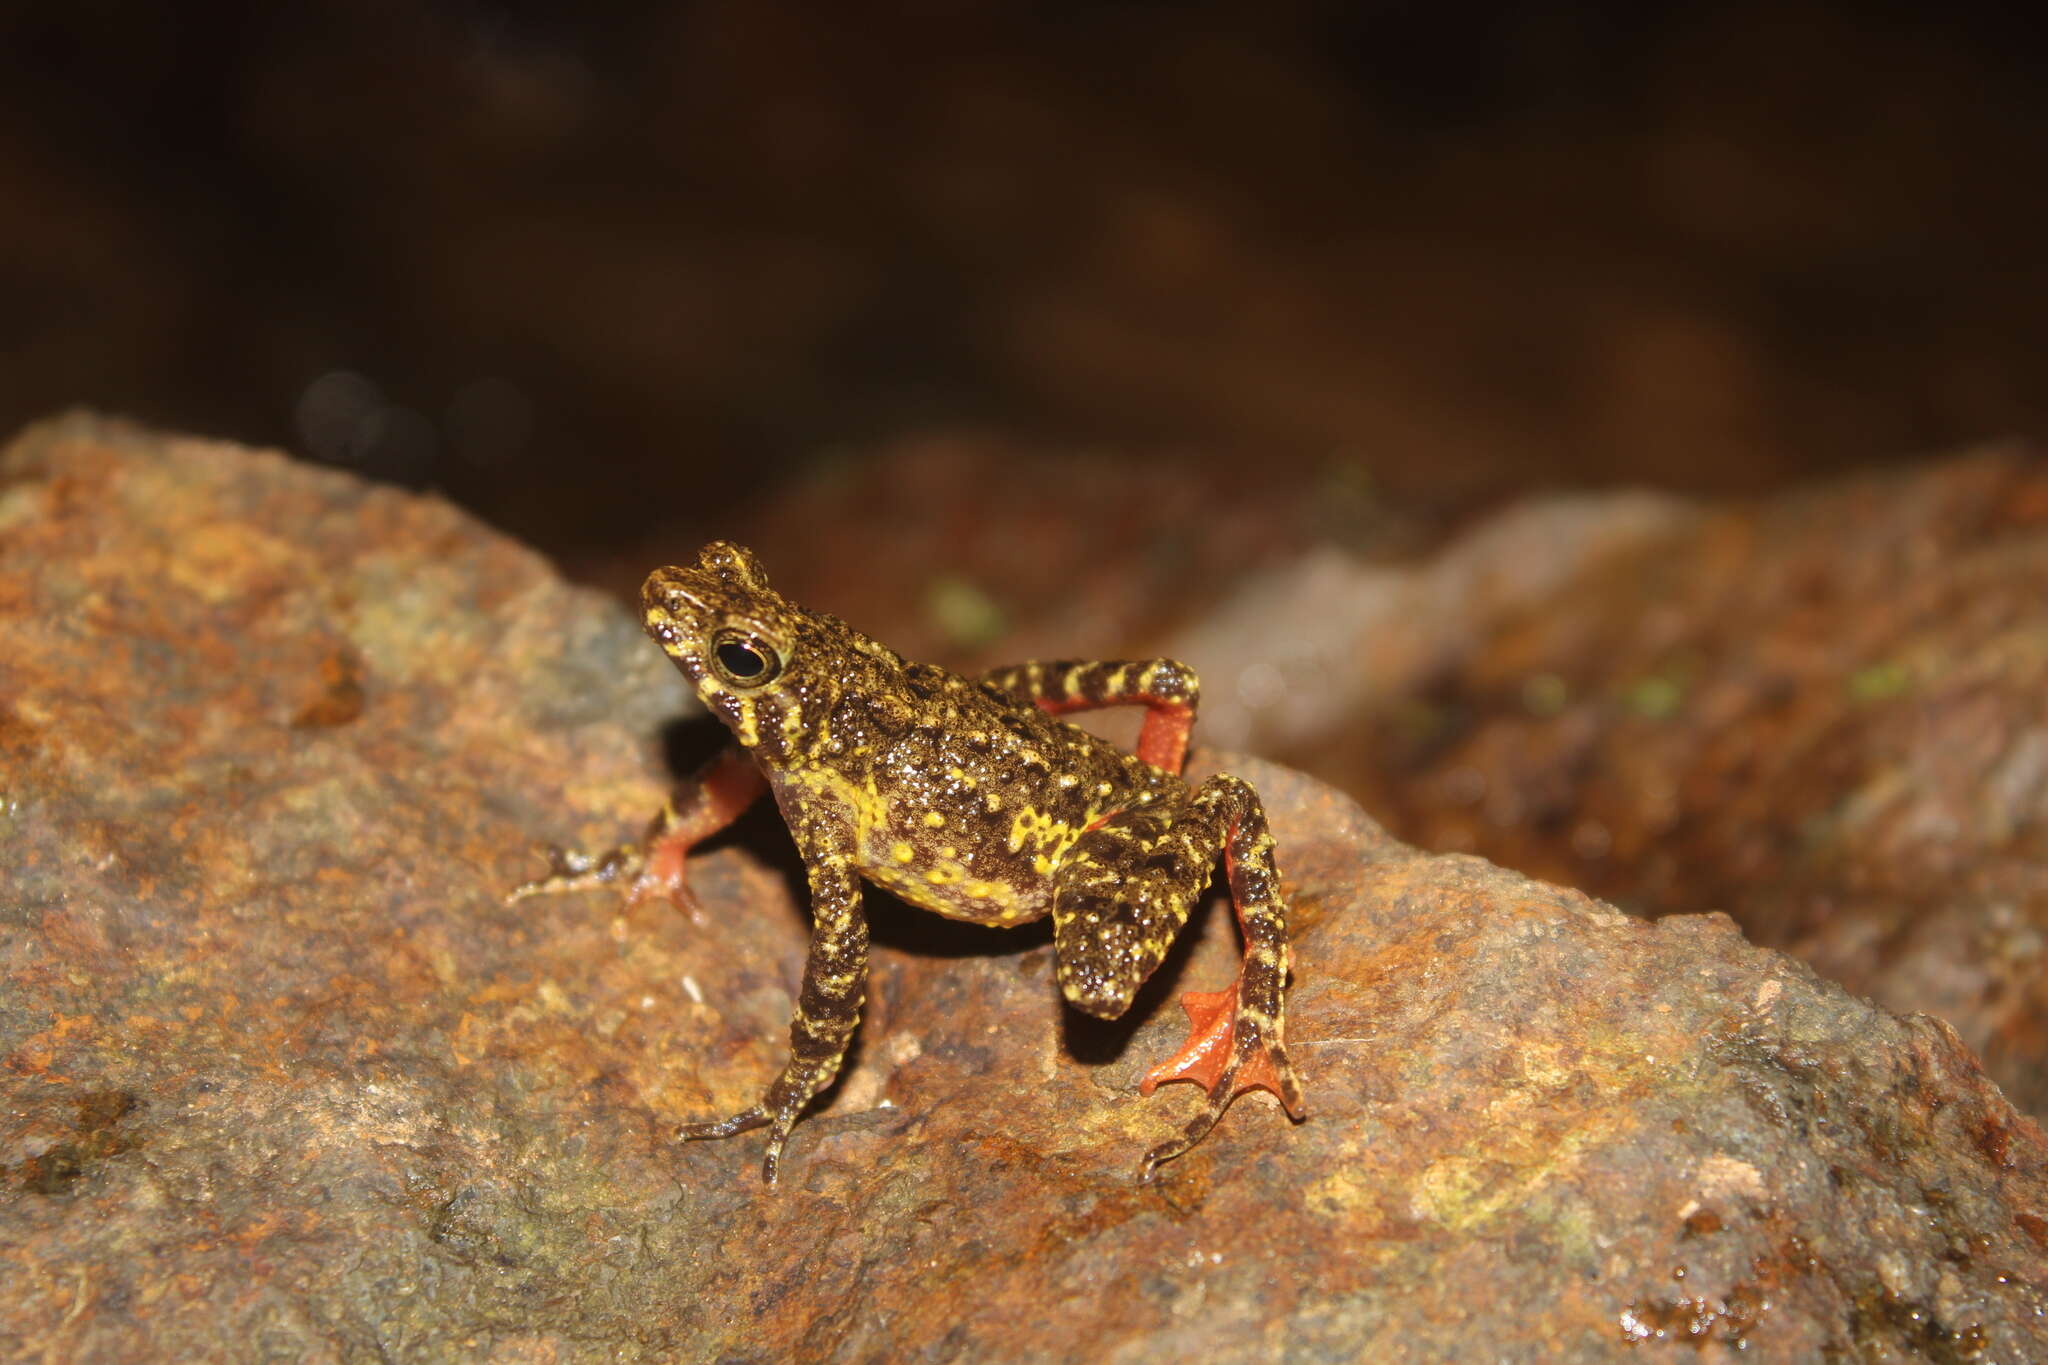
[4,415,2045,1360]
[1311,447,2048,1119]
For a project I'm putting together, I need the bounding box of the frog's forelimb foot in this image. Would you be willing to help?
[1049,773,1305,1178]
[679,846,868,1185]
[983,658,1199,775]
[505,746,765,916]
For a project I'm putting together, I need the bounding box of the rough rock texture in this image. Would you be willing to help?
[1286,450,2048,1119]
[4,416,2047,1360]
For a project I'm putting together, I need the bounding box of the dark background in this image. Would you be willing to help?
[4,0,2044,592]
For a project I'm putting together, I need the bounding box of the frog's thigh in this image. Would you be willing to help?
[1051,803,1219,1019]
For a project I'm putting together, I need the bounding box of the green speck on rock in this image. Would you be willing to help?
[1625,675,1685,720]
[1521,672,1569,717]
[1848,660,1911,702]
[924,574,1007,650]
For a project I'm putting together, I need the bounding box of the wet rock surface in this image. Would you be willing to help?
[4,416,2046,1360]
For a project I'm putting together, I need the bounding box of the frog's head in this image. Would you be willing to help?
[641,542,878,753]
[641,542,794,697]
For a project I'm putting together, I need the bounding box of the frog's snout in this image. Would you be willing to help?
[641,569,704,618]
[640,568,709,653]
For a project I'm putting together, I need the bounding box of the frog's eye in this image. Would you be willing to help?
[711,631,782,687]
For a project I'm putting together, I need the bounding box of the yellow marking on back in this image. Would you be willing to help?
[1007,803,1099,873]
[924,811,945,828]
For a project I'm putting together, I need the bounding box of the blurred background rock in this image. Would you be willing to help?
[5,0,2042,589]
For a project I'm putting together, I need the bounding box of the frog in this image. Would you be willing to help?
[513,542,1306,1183]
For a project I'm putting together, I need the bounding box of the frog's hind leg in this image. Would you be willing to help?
[507,747,764,914]
[982,658,1199,774]
[1135,774,1306,1177]
[1048,777,1305,1175]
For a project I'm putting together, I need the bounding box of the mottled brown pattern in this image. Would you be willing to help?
[520,543,1304,1181]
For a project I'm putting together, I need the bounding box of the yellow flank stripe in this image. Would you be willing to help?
[795,765,895,844]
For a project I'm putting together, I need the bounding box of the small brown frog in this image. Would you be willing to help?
[515,542,1305,1182]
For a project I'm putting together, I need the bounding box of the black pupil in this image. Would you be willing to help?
[717,640,768,679]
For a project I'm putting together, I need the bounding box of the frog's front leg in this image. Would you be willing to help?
[1050,775,1305,1177]
[507,747,764,913]
[983,658,1198,774]
[678,842,868,1184]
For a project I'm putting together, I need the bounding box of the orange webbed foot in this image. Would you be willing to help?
[1135,978,1307,1179]
[1140,984,1304,1116]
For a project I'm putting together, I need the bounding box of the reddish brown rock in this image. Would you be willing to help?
[3,416,2045,1359]
[1299,449,2048,1118]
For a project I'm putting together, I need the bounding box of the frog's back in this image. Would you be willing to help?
[815,661,1175,926]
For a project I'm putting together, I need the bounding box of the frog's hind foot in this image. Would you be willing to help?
[505,801,710,915]
[507,748,766,915]
[505,841,649,905]
[506,836,708,916]
[1136,980,1306,1179]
